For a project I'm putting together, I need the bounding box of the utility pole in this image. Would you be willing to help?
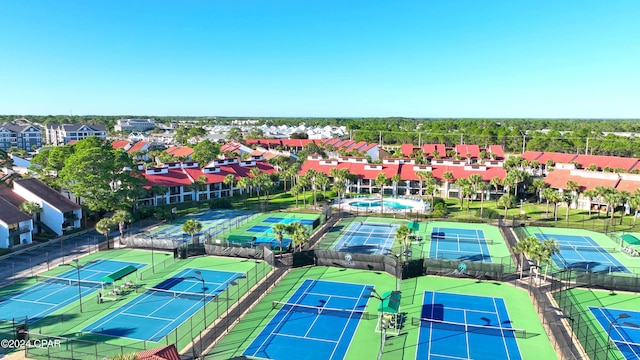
[522,133,526,154]
[585,137,589,155]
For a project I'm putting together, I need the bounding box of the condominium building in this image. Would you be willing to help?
[0,123,42,151]
[114,118,155,132]
[45,124,107,145]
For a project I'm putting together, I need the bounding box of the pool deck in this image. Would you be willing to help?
[332,195,429,213]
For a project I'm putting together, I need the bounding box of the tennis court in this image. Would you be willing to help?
[534,233,629,273]
[430,227,492,262]
[227,212,320,249]
[144,209,255,244]
[243,279,372,360]
[0,259,145,323]
[82,267,245,342]
[332,221,399,254]
[415,291,522,360]
[590,307,640,360]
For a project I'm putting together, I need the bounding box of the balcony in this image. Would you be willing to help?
[9,226,31,235]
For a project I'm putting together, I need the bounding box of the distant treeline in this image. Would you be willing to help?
[3,115,640,157]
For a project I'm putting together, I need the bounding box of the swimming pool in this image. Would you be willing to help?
[350,200,413,210]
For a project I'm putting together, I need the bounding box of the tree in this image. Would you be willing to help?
[618,191,631,225]
[112,210,134,240]
[250,167,262,201]
[467,174,483,200]
[236,177,250,207]
[602,188,620,225]
[286,222,309,252]
[290,184,301,208]
[513,236,538,279]
[151,185,168,206]
[331,181,346,212]
[497,194,515,219]
[316,172,330,199]
[583,189,598,218]
[182,219,202,243]
[375,173,390,213]
[59,139,145,212]
[477,182,488,217]
[191,175,208,200]
[546,190,562,223]
[490,176,502,201]
[19,201,42,220]
[192,139,220,166]
[226,127,244,142]
[532,179,547,204]
[541,238,559,280]
[305,169,318,208]
[297,176,310,209]
[416,171,431,197]
[224,174,236,197]
[273,223,289,254]
[455,178,471,210]
[96,217,115,249]
[562,191,574,222]
[442,171,454,199]
[391,174,402,196]
[631,189,640,226]
[566,180,581,208]
[394,224,412,260]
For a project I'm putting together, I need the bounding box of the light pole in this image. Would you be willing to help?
[188,271,207,327]
[364,289,401,360]
[62,259,83,313]
[605,313,639,360]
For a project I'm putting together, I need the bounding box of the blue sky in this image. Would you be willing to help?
[1,1,638,118]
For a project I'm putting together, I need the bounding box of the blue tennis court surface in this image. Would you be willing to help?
[534,233,629,273]
[247,225,271,233]
[243,279,372,360]
[146,210,255,244]
[430,227,492,262]
[590,307,640,359]
[333,222,399,254]
[262,216,316,226]
[416,291,522,360]
[82,268,244,341]
[0,259,145,323]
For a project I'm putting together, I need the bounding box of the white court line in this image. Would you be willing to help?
[275,332,338,343]
[492,297,516,360]
[305,291,359,300]
[327,285,369,360]
[120,312,174,322]
[11,298,57,306]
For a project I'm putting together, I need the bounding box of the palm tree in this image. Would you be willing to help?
[562,191,574,222]
[566,180,580,208]
[513,236,538,279]
[501,173,516,197]
[19,201,42,232]
[490,176,502,202]
[618,191,631,225]
[442,171,454,199]
[286,222,309,252]
[249,167,261,197]
[532,179,546,204]
[583,189,598,218]
[375,173,390,213]
[304,169,318,208]
[416,171,431,196]
[630,189,640,226]
[297,175,310,209]
[467,174,483,200]
[290,184,301,208]
[455,178,471,209]
[96,217,115,249]
[150,185,168,206]
[394,224,412,260]
[316,172,330,199]
[332,181,346,212]
[112,210,134,240]
[182,219,202,243]
[391,174,402,196]
[497,194,515,219]
[477,181,488,217]
[541,238,560,280]
[191,175,208,200]
[603,189,620,225]
[546,190,562,223]
[425,176,437,204]
[273,223,289,254]
[236,177,250,207]
[223,174,235,197]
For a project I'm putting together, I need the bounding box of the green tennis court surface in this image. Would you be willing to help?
[0,259,145,323]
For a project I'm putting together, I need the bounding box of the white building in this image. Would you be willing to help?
[114,118,155,132]
[0,189,33,248]
[45,124,107,145]
[13,178,82,236]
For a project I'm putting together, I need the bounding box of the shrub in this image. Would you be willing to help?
[209,198,233,209]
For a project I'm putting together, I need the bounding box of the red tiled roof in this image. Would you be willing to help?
[137,344,180,360]
[128,141,148,153]
[166,146,194,157]
[340,140,356,149]
[573,155,638,171]
[455,144,480,158]
[536,152,578,164]
[522,151,543,162]
[144,168,193,187]
[421,144,446,157]
[616,179,640,192]
[487,145,504,159]
[430,166,506,182]
[544,170,619,191]
[361,143,378,152]
[401,144,415,157]
[351,141,368,151]
[111,140,130,150]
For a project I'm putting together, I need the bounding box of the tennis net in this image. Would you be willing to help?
[558,244,617,253]
[272,301,371,320]
[411,317,526,338]
[36,275,105,289]
[431,234,494,245]
[144,287,216,302]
